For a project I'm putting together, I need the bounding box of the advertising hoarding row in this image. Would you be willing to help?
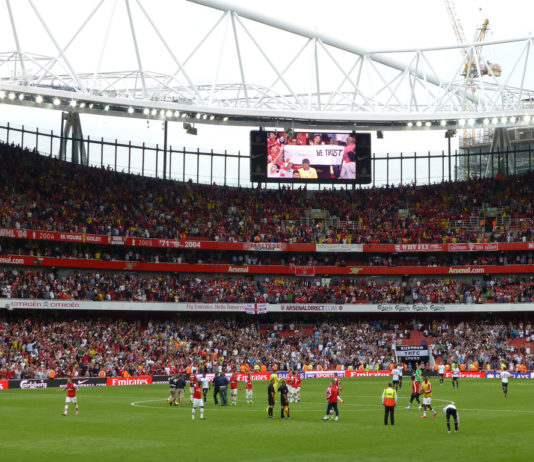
[2,371,531,391]
[5,299,534,313]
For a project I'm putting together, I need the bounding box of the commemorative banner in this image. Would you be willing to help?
[0,228,315,253]
[2,227,534,255]
[283,145,345,166]
[394,346,429,362]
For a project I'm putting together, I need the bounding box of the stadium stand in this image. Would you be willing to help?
[1,142,534,244]
[0,316,532,379]
[1,141,534,382]
[1,269,534,304]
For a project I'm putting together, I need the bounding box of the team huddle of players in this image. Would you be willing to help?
[166,371,303,420]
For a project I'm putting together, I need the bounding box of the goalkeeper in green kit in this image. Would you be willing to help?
[414,363,424,385]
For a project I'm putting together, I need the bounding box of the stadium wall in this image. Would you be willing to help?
[2,371,533,391]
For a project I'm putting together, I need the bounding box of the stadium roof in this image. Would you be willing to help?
[0,0,533,130]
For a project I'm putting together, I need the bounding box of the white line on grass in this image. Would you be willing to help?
[130,397,534,414]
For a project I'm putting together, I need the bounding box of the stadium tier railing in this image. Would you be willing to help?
[3,121,534,188]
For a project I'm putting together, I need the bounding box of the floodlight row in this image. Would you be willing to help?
[407,116,532,128]
[0,91,229,122]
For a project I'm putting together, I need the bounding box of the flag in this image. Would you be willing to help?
[246,303,268,315]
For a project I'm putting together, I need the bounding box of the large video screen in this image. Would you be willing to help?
[250,130,371,184]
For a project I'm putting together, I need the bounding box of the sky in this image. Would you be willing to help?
[0,0,533,185]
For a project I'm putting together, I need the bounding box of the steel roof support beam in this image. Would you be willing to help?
[517,39,532,104]
[36,0,106,87]
[124,0,147,98]
[5,0,27,83]
[253,37,312,110]
[135,0,204,104]
[234,14,301,110]
[27,0,85,91]
[188,0,478,105]
[154,10,228,100]
[314,39,321,110]
[91,0,117,93]
[489,41,529,110]
[230,11,249,107]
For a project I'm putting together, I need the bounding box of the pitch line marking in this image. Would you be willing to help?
[130,398,534,414]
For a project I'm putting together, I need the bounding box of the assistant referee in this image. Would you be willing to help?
[267,378,275,418]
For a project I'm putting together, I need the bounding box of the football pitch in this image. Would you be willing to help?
[1,377,532,462]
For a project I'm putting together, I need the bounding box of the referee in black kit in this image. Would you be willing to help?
[443,403,460,433]
[267,378,275,418]
[278,379,291,419]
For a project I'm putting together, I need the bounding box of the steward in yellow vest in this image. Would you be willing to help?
[382,383,397,425]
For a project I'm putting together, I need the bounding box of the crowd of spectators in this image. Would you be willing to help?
[1,317,532,379]
[3,241,534,268]
[2,143,534,244]
[2,144,534,382]
[2,268,534,304]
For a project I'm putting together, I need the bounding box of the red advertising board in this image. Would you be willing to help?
[106,376,153,386]
[235,373,271,381]
[0,380,8,390]
[2,254,534,276]
[0,228,316,252]
[344,371,392,377]
[1,227,534,254]
[364,242,534,253]
[444,371,485,378]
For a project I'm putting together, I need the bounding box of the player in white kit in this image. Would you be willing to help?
[438,363,446,385]
[391,366,402,391]
[500,369,511,397]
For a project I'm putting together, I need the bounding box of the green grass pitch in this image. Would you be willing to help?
[1,377,532,461]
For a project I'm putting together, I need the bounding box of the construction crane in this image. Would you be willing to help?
[443,0,502,79]
[443,0,503,171]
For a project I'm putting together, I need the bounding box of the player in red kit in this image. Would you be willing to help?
[189,373,197,404]
[230,373,239,405]
[293,373,302,402]
[57,378,79,416]
[323,379,343,421]
[406,375,422,409]
[245,373,254,404]
[267,132,280,152]
[287,372,295,403]
[191,383,204,420]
